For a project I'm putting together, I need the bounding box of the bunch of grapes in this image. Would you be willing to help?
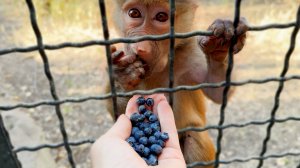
[126,97,169,166]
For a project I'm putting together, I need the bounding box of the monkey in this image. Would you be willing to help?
[105,0,248,167]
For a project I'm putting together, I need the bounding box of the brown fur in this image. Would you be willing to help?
[106,37,216,167]
[104,1,245,167]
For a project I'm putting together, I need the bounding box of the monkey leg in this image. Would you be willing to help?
[181,130,215,168]
[173,90,215,167]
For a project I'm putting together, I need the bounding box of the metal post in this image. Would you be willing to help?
[0,114,22,168]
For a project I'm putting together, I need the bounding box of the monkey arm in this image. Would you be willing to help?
[202,56,235,104]
[197,18,247,104]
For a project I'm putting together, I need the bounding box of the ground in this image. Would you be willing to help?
[0,0,299,168]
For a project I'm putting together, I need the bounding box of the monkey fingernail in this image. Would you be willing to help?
[110,46,117,52]
[233,46,241,54]
[201,38,208,45]
[112,51,124,63]
[214,28,224,37]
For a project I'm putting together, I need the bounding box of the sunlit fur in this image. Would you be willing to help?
[107,1,217,167]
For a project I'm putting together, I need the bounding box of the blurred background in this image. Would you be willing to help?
[0,0,299,167]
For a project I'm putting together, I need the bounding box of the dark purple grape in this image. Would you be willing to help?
[143,147,150,157]
[150,144,162,155]
[134,130,144,140]
[138,105,147,113]
[150,123,161,132]
[139,137,148,145]
[143,127,152,136]
[147,154,158,166]
[136,97,146,106]
[139,122,150,130]
[146,98,154,107]
[157,139,165,148]
[149,114,158,122]
[160,132,169,141]
[154,131,161,139]
[134,144,145,154]
[148,136,157,144]
[126,136,136,146]
[131,127,139,136]
[144,110,153,118]
[130,112,140,123]
[137,114,145,122]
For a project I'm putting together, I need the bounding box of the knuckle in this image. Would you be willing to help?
[224,19,233,24]
[214,19,223,24]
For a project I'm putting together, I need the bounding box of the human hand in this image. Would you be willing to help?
[90,94,186,168]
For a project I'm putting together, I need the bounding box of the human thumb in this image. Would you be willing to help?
[104,114,132,140]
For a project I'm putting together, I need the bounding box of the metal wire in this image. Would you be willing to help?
[168,0,176,107]
[0,0,299,168]
[24,0,75,167]
[187,151,300,167]
[214,0,241,167]
[13,139,95,153]
[98,0,118,120]
[12,115,300,153]
[257,5,300,168]
[1,75,300,111]
[0,22,296,56]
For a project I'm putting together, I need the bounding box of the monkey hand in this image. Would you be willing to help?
[198,18,248,62]
[110,46,146,90]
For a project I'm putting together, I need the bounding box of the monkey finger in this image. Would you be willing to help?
[124,64,135,74]
[198,36,208,49]
[223,20,234,41]
[110,45,117,53]
[112,50,125,64]
[198,36,217,54]
[236,18,248,36]
[133,60,143,68]
[233,34,246,54]
[117,54,137,67]
[208,19,225,37]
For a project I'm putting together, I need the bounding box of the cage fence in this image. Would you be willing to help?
[0,0,300,168]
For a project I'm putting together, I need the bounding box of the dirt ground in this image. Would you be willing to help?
[0,0,299,168]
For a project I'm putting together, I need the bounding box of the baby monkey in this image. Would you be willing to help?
[106,0,248,167]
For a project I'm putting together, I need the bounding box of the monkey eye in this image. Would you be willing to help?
[128,8,142,18]
[155,12,168,22]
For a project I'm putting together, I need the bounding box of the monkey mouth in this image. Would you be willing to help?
[136,55,150,77]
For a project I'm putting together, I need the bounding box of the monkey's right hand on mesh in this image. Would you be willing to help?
[110,46,146,90]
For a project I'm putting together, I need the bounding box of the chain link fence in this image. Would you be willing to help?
[0,0,300,167]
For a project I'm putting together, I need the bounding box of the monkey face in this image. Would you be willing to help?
[121,1,171,75]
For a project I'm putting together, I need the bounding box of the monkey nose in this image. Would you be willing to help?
[136,48,148,56]
[131,45,147,55]
[130,41,152,58]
